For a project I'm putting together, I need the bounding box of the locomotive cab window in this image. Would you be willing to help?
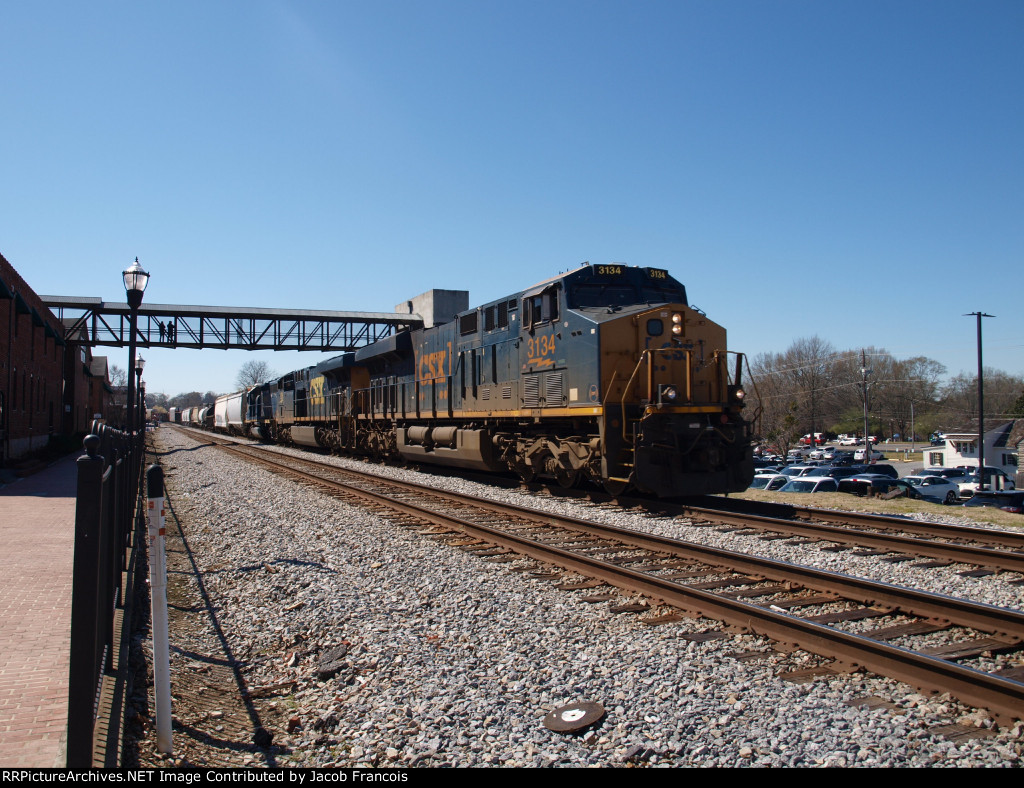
[524,287,559,330]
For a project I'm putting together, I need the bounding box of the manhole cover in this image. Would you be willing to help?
[543,701,606,732]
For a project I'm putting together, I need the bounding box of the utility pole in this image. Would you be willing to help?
[861,350,871,457]
[965,312,994,488]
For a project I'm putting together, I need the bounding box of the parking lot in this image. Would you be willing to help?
[749,439,1019,514]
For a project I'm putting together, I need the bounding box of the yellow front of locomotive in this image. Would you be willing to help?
[598,299,754,497]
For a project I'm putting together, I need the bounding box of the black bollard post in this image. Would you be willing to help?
[66,435,104,768]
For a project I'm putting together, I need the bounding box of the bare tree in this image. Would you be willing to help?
[939,369,1024,425]
[109,363,128,387]
[236,360,276,390]
[749,351,804,455]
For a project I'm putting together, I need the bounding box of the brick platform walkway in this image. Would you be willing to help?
[0,454,79,768]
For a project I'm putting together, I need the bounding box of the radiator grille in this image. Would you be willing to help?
[523,376,540,408]
[545,372,563,404]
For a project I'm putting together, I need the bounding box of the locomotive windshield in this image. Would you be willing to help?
[564,264,687,311]
[567,281,687,310]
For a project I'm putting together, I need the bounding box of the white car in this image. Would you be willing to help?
[749,473,789,491]
[854,447,883,461]
[778,477,840,494]
[902,475,961,504]
[839,436,860,446]
[958,468,1017,498]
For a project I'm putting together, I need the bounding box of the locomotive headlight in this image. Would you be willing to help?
[659,384,678,404]
[671,313,683,324]
[671,323,683,335]
[729,385,746,403]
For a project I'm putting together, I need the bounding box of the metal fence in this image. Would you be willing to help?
[66,421,146,768]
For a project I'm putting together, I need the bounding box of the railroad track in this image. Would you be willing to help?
[669,500,1024,576]
[453,471,1024,574]
[182,429,1024,724]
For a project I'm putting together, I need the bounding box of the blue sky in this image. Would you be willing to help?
[2,1,1021,397]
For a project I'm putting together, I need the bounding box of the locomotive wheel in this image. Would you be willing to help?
[555,466,579,489]
[517,465,537,483]
[603,478,629,496]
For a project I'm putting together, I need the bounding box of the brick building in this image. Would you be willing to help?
[1,252,109,464]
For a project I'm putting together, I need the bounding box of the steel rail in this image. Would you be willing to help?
[223,444,1024,723]
[690,497,1024,551]
[670,506,1024,574]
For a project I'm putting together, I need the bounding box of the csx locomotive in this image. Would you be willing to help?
[210,263,755,497]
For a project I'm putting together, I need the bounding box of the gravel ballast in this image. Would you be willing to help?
[133,427,1024,768]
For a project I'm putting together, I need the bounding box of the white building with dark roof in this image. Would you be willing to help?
[923,420,1022,485]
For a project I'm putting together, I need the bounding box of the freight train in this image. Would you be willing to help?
[204,264,756,497]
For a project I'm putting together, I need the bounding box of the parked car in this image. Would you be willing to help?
[962,490,1024,514]
[958,468,1017,498]
[920,467,973,485]
[799,466,869,482]
[839,436,860,446]
[778,477,840,494]
[748,473,790,491]
[808,446,828,460]
[901,475,961,504]
[838,475,924,500]
[852,463,897,479]
[854,447,884,462]
[779,465,820,478]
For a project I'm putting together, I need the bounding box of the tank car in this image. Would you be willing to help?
[256,263,754,498]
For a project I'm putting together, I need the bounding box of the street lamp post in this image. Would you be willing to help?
[123,258,150,435]
[136,356,146,430]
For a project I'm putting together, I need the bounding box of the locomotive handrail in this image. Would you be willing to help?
[617,348,694,442]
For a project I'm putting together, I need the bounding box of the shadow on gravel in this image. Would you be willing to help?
[161,491,279,766]
[150,444,210,457]
[169,645,243,668]
[234,557,336,574]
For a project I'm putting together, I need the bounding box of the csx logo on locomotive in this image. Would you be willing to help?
[418,348,448,380]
